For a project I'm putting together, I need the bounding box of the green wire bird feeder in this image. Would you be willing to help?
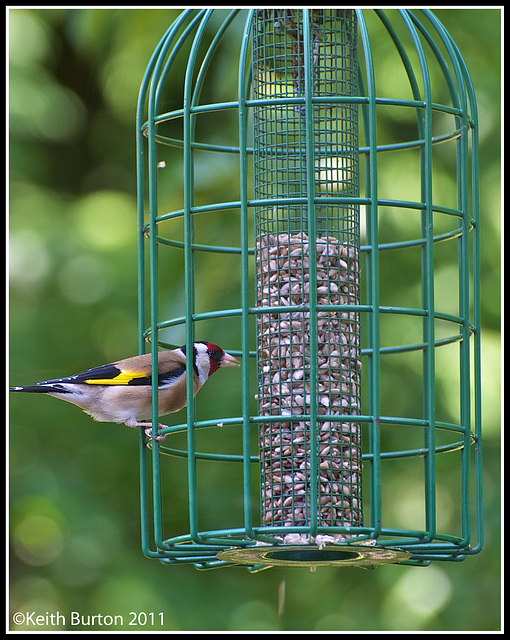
[136,9,482,570]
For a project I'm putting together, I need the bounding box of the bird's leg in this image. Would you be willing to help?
[124,418,167,442]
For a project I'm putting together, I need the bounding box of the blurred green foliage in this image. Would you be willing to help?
[9,8,500,632]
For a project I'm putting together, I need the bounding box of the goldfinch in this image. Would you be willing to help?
[9,342,240,441]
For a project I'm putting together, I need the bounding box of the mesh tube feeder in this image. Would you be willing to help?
[253,10,363,550]
[136,9,482,570]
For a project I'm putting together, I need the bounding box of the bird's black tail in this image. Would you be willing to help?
[9,384,70,394]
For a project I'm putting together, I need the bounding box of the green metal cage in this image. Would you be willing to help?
[136,8,482,570]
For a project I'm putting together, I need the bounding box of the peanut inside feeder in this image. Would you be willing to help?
[256,232,362,542]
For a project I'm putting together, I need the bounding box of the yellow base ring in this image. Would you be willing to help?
[217,544,412,568]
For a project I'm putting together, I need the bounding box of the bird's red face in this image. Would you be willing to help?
[205,343,240,376]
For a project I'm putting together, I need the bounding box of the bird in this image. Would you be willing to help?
[9,342,240,441]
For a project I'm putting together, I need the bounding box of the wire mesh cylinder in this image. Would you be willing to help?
[253,9,362,540]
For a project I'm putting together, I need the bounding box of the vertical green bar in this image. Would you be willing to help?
[239,9,255,539]
[357,10,381,539]
[400,10,437,543]
[137,42,157,557]
[464,58,483,554]
[146,29,171,550]
[182,10,212,544]
[302,9,319,538]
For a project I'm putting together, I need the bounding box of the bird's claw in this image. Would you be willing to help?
[144,426,167,442]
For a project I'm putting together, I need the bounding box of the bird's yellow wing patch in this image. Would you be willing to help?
[84,369,149,385]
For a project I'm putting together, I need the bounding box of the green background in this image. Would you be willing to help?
[9,8,501,632]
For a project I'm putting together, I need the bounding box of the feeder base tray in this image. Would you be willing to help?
[217,544,412,568]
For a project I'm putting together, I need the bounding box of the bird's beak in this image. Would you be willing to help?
[221,352,241,367]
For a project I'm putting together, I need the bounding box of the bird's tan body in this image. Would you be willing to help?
[54,351,199,424]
